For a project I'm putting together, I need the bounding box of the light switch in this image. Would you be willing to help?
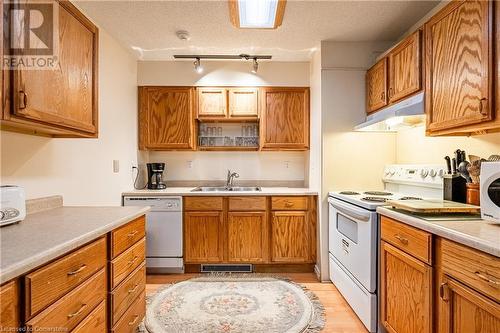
[113,160,120,173]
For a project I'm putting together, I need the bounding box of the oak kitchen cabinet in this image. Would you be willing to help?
[197,87,259,119]
[183,196,316,269]
[380,214,500,333]
[366,58,388,113]
[260,87,310,150]
[1,1,99,138]
[138,86,196,150]
[425,0,496,135]
[366,30,421,114]
[0,215,146,333]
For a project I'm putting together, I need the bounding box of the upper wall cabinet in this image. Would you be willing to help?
[260,87,309,150]
[425,0,496,135]
[197,87,258,119]
[366,58,388,113]
[389,30,421,103]
[1,1,98,137]
[138,87,196,150]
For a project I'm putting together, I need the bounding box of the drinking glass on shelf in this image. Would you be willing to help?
[217,127,222,136]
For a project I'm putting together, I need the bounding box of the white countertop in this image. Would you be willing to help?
[0,206,150,284]
[377,207,500,257]
[122,187,319,196]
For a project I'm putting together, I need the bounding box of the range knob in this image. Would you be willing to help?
[420,169,429,178]
[0,210,4,221]
[438,169,445,178]
[389,170,396,176]
[429,169,437,178]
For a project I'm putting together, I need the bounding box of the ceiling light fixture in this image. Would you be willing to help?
[229,0,286,29]
[193,58,203,73]
[252,58,258,73]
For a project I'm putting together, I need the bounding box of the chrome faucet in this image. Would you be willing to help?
[226,169,240,188]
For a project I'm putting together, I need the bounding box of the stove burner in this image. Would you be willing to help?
[361,197,388,203]
[339,191,360,195]
[399,196,423,201]
[363,191,392,196]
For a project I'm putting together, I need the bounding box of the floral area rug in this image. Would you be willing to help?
[144,274,325,333]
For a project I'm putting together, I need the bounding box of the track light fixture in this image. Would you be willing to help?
[193,58,203,73]
[252,58,258,73]
[175,54,271,73]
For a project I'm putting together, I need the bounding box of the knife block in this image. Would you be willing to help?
[443,174,467,203]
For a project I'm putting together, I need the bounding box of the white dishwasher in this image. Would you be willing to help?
[123,196,183,273]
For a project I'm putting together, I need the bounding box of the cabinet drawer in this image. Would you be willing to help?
[25,237,106,318]
[71,300,106,333]
[441,239,500,302]
[110,238,146,289]
[229,197,266,211]
[111,216,146,259]
[271,196,308,210]
[184,197,223,211]
[0,280,19,330]
[26,269,106,332]
[111,290,146,333]
[110,263,146,325]
[381,216,431,264]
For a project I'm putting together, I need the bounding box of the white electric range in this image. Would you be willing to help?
[327,164,445,333]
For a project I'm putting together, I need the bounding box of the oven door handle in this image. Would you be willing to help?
[328,198,371,222]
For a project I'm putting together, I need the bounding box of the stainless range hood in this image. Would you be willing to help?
[354,92,426,132]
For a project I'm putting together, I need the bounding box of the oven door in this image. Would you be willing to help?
[328,197,377,292]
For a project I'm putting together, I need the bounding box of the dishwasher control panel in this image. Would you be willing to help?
[123,197,182,211]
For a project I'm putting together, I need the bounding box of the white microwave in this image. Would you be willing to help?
[480,162,500,223]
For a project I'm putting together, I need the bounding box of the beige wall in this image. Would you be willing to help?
[397,126,500,163]
[139,60,311,183]
[1,30,139,205]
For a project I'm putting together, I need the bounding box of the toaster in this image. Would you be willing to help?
[0,186,26,227]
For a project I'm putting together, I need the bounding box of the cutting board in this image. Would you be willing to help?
[387,199,481,214]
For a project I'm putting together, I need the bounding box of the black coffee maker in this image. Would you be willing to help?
[147,163,167,190]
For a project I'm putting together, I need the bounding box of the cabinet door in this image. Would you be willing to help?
[138,87,195,150]
[184,212,223,263]
[197,87,227,118]
[261,87,309,150]
[271,211,310,263]
[0,280,19,331]
[425,1,493,133]
[439,275,500,333]
[366,58,388,113]
[12,1,98,135]
[228,88,258,117]
[227,212,267,262]
[380,241,432,333]
[389,31,421,103]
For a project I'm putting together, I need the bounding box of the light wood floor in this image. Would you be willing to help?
[146,273,368,333]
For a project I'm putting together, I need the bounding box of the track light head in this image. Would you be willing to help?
[251,58,258,74]
[193,58,203,73]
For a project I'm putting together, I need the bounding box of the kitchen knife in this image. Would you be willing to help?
[460,150,467,163]
[445,156,452,174]
[455,149,462,165]
[452,157,457,174]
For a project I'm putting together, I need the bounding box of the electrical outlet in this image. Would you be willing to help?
[187,160,193,169]
[113,160,120,173]
[284,161,290,169]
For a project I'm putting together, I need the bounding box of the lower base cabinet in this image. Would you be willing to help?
[439,275,500,333]
[380,241,432,333]
[271,211,311,263]
[184,211,224,262]
[228,211,268,262]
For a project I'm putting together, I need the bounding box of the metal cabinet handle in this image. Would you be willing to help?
[67,264,87,276]
[67,303,87,318]
[394,234,409,245]
[127,256,139,266]
[439,283,449,301]
[479,98,488,115]
[475,271,500,286]
[128,315,140,326]
[19,90,28,109]
[128,283,139,294]
[127,230,138,238]
[284,201,293,207]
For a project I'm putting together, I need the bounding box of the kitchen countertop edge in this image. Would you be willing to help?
[377,207,499,257]
[0,206,150,284]
[122,187,319,196]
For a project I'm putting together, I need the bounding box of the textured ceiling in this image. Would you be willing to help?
[75,0,439,61]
